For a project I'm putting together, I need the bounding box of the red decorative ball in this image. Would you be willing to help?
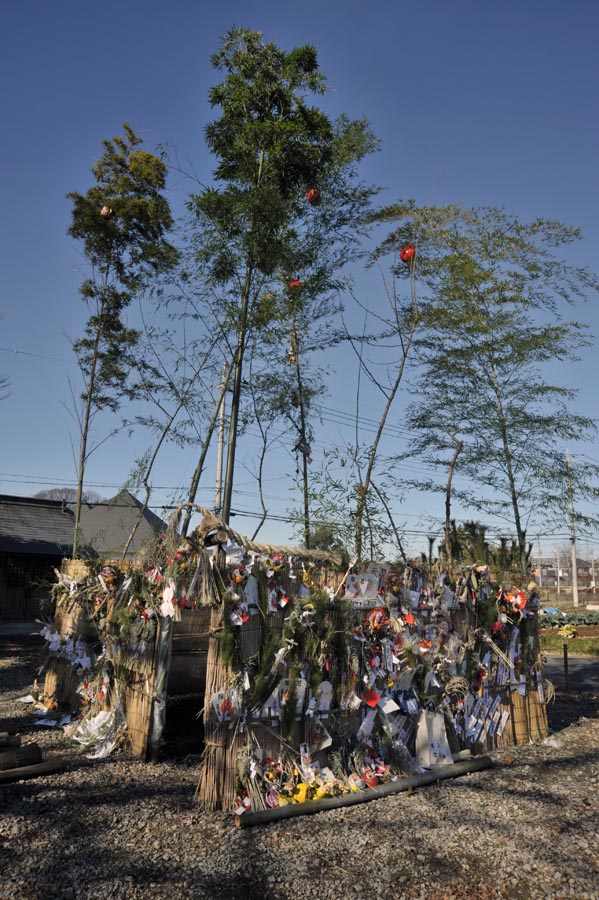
[307,188,321,206]
[399,243,416,263]
[289,278,302,289]
[100,205,114,220]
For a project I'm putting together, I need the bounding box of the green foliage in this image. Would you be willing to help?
[69,124,179,411]
[474,591,497,635]
[540,631,599,657]
[68,124,178,555]
[293,446,395,560]
[442,520,530,578]
[248,628,285,713]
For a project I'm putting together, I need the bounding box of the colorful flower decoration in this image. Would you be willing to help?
[268,552,286,573]
[100,565,119,587]
[307,188,321,206]
[364,607,390,632]
[230,563,249,585]
[289,278,302,289]
[384,572,404,596]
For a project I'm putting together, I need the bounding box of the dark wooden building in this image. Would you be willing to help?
[0,494,74,621]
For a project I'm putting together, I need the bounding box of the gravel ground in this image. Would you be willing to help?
[1,636,598,900]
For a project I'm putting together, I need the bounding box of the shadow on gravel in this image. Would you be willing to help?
[1,771,284,900]
[547,690,599,731]
[437,750,598,813]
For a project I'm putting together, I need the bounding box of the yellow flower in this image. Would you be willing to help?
[293,783,309,803]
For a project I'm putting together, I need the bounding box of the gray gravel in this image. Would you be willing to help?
[1,637,598,900]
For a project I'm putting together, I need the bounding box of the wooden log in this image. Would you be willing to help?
[236,755,495,827]
[0,757,69,785]
[0,733,21,748]
[0,743,43,771]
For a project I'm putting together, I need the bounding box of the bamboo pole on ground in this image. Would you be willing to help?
[236,755,494,827]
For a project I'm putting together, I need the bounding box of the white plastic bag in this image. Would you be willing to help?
[415,705,453,767]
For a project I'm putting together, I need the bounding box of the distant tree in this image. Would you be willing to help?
[444,519,529,578]
[67,124,178,557]
[34,488,103,504]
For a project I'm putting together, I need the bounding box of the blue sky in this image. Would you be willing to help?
[1,0,598,559]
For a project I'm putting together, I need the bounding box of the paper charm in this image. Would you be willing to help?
[265,790,279,809]
[244,573,260,610]
[267,580,279,613]
[229,603,249,626]
[345,572,380,605]
[160,582,176,618]
[258,684,281,719]
[377,695,400,715]
[234,794,251,816]
[211,689,239,722]
[357,707,378,740]
[363,686,381,708]
[317,680,333,711]
[309,719,332,751]
[395,667,416,691]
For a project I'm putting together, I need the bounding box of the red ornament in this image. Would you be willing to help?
[100,205,114,220]
[362,769,379,788]
[289,278,302,289]
[399,243,416,263]
[307,188,321,206]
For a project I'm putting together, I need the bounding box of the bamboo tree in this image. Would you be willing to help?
[187,28,377,524]
[395,203,599,575]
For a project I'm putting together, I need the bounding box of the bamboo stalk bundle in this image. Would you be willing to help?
[510,691,530,745]
[197,605,231,810]
[526,689,548,742]
[123,679,153,759]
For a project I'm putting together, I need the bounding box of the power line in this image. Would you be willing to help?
[0,346,75,365]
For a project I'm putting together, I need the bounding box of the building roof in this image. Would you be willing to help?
[73,491,168,559]
[0,494,75,556]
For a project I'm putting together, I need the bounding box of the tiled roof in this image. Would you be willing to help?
[72,491,168,559]
[0,494,75,555]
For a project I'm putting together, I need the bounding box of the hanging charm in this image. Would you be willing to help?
[307,188,321,206]
[100,205,114,220]
[399,242,415,263]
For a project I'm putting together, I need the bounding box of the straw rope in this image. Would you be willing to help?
[166,503,343,566]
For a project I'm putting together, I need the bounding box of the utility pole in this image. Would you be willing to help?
[427,534,435,586]
[555,546,560,597]
[566,450,579,608]
[214,363,227,518]
[537,535,543,587]
[591,545,596,595]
